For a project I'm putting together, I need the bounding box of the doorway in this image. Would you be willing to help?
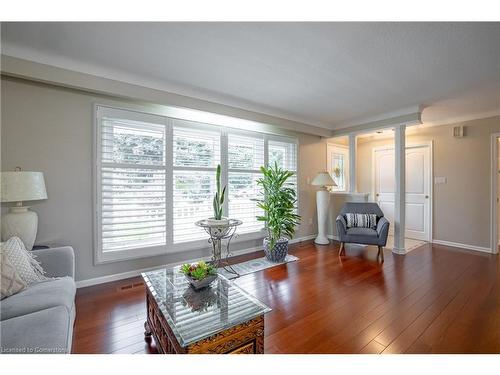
[373,143,432,242]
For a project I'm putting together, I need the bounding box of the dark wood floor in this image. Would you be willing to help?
[72,241,499,354]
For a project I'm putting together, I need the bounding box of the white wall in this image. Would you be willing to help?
[1,77,325,282]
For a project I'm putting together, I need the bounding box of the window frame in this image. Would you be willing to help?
[93,104,299,264]
[327,143,349,192]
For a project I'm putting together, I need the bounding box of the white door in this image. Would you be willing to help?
[374,144,431,241]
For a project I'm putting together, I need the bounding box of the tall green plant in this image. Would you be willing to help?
[256,162,301,250]
[212,164,226,220]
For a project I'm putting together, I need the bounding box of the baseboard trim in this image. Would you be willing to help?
[75,234,317,288]
[432,239,493,254]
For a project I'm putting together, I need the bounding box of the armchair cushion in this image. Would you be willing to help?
[345,227,378,244]
[345,213,377,229]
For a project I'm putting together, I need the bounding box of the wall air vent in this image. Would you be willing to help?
[453,125,464,138]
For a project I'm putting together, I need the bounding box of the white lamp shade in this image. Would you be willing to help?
[1,171,48,203]
[311,171,337,187]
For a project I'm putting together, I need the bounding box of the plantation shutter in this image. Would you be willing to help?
[172,120,221,243]
[97,110,167,253]
[269,138,298,190]
[227,132,265,234]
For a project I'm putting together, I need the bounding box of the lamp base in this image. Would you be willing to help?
[315,189,331,247]
[1,206,38,250]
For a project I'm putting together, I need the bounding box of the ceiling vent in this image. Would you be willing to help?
[453,125,465,138]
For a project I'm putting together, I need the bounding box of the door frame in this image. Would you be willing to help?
[491,133,500,254]
[371,141,433,242]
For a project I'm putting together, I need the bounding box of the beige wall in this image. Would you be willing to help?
[355,116,500,249]
[1,77,325,282]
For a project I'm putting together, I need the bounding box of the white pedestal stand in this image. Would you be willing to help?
[315,189,330,245]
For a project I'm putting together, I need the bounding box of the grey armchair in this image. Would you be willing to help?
[336,202,390,261]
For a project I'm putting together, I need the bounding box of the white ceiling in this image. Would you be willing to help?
[1,22,499,130]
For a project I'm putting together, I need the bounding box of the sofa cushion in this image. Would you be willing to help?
[1,237,48,285]
[0,276,75,321]
[1,249,27,300]
[0,306,72,354]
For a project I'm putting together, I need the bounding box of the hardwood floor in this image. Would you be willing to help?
[72,241,500,354]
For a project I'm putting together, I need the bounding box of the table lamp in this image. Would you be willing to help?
[1,168,48,250]
[311,171,336,245]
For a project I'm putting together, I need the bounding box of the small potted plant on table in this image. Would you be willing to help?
[256,162,301,262]
[180,261,218,290]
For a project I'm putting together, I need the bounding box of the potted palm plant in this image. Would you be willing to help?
[256,162,301,262]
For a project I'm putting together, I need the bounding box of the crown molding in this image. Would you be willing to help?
[335,105,424,129]
[0,54,333,138]
[420,109,500,128]
[331,111,422,137]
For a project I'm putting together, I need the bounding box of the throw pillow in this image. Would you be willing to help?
[1,236,48,285]
[1,249,28,299]
[345,213,378,229]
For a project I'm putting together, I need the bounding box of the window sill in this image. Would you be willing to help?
[171,229,266,253]
[95,244,167,265]
[95,229,267,264]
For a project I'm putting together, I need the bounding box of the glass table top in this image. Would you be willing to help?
[142,267,271,347]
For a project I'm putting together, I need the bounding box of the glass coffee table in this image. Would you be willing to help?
[142,267,271,354]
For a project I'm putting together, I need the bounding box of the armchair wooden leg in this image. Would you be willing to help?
[339,242,345,256]
[378,246,384,262]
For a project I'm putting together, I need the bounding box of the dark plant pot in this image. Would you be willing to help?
[263,237,289,263]
[185,273,218,290]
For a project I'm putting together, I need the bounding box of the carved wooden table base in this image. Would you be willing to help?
[144,289,265,354]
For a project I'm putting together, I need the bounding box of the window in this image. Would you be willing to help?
[327,143,349,191]
[269,139,298,192]
[172,122,221,243]
[95,105,298,263]
[228,133,265,233]
[96,108,168,262]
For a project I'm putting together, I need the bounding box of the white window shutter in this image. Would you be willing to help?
[228,133,265,234]
[172,122,221,243]
[98,114,167,253]
[95,105,299,261]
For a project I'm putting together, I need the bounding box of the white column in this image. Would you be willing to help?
[348,134,357,193]
[393,125,406,254]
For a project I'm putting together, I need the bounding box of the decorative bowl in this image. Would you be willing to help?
[185,273,218,290]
